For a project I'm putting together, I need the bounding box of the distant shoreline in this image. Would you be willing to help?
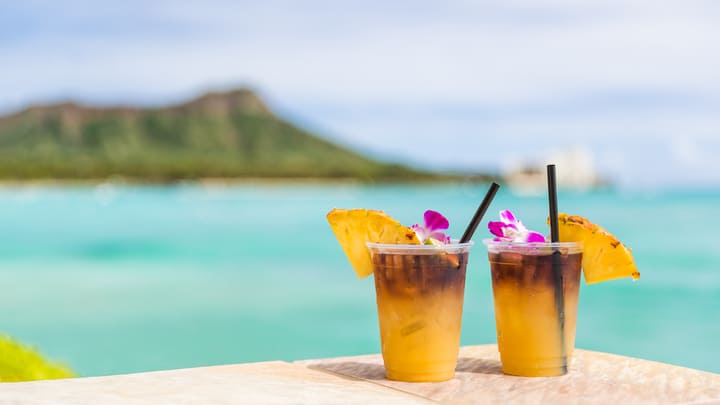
[0,175,497,187]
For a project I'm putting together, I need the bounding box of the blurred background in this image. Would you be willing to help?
[0,0,718,378]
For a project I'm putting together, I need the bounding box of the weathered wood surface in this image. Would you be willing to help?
[297,344,720,405]
[1,345,717,404]
[0,361,434,404]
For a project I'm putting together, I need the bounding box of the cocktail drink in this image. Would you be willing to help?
[485,240,582,377]
[368,242,472,382]
[326,185,639,381]
[327,208,475,382]
[484,203,639,378]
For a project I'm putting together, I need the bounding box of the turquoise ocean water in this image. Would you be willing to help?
[0,183,718,377]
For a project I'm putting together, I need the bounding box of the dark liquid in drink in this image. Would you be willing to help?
[488,250,582,376]
[371,251,469,382]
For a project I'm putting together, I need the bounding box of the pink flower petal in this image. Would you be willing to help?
[429,231,449,242]
[489,209,548,243]
[526,232,546,243]
[499,210,516,223]
[424,210,449,231]
[488,221,506,238]
[411,223,428,242]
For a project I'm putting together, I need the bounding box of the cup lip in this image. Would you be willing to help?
[367,240,473,248]
[482,238,582,254]
[366,240,473,253]
[482,238,582,249]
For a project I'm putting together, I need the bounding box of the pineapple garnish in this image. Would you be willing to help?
[554,213,640,284]
[327,208,420,278]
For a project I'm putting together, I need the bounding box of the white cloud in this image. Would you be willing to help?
[3,0,720,105]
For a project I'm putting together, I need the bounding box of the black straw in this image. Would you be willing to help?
[547,164,567,373]
[460,182,500,243]
[547,165,560,243]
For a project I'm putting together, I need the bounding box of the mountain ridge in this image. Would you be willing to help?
[0,89,271,127]
[0,89,484,182]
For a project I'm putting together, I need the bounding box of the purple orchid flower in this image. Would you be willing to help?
[488,210,546,243]
[412,210,451,244]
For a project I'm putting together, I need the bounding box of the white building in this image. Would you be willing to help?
[502,147,604,194]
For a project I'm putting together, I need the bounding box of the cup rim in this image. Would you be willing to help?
[482,238,582,248]
[366,241,473,254]
[366,240,474,250]
[482,238,582,255]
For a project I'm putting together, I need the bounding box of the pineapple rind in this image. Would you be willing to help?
[327,208,420,278]
[556,213,640,284]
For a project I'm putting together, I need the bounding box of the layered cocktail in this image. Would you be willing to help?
[485,240,582,376]
[484,208,639,377]
[327,208,473,382]
[369,242,472,381]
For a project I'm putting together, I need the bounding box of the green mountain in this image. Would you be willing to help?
[0,89,460,181]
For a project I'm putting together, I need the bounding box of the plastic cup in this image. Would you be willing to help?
[484,239,583,377]
[367,242,473,382]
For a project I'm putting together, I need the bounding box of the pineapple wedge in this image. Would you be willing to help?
[555,213,640,284]
[327,208,420,278]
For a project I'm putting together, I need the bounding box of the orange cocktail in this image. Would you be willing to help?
[485,240,582,377]
[368,242,472,382]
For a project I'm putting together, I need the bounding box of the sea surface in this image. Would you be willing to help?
[0,183,718,377]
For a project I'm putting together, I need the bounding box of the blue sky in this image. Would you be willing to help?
[2,0,719,188]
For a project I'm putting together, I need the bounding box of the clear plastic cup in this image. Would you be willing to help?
[367,242,473,382]
[484,239,583,377]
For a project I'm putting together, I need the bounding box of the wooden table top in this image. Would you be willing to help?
[297,344,720,404]
[1,344,718,404]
